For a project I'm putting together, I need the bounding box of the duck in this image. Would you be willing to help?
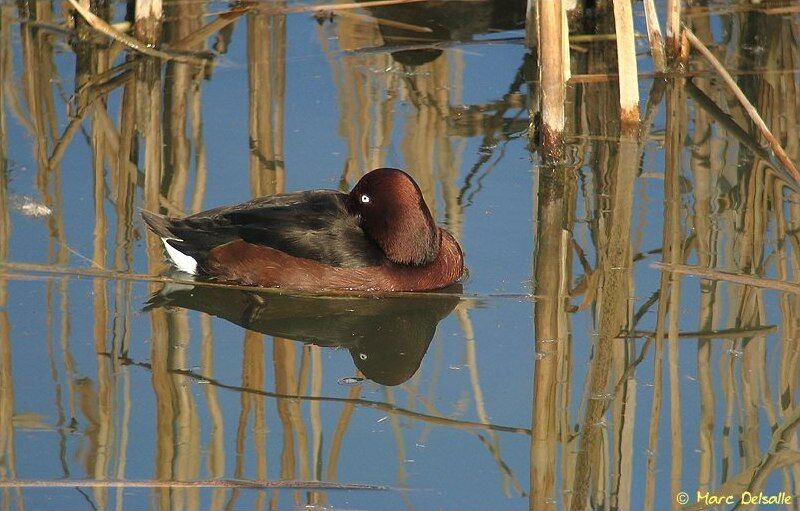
[141,168,464,292]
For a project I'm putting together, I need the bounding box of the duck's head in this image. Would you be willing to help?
[350,168,439,266]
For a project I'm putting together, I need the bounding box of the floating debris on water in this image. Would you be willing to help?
[337,376,364,386]
[11,195,52,217]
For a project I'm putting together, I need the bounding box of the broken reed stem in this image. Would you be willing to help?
[612,0,640,128]
[626,325,778,340]
[665,0,681,59]
[536,0,566,160]
[642,0,666,73]
[684,27,800,186]
[654,262,800,295]
[134,0,162,44]
[65,0,206,64]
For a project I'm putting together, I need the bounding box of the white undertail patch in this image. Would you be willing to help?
[162,238,198,275]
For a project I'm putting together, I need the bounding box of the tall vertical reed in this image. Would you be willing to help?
[534,0,567,160]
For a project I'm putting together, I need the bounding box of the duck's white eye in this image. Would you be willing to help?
[360,194,371,204]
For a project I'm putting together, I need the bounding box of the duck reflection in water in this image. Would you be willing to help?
[146,283,462,386]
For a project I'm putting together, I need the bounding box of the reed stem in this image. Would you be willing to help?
[612,0,640,129]
[536,0,567,160]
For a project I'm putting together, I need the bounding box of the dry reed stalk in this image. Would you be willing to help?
[243,330,268,494]
[189,73,208,214]
[0,302,18,494]
[272,10,287,188]
[309,345,323,484]
[530,167,570,510]
[18,16,55,181]
[643,77,686,510]
[687,57,717,494]
[134,0,162,44]
[684,27,800,185]
[627,325,777,340]
[87,40,114,504]
[167,0,208,207]
[149,315,173,511]
[168,314,201,510]
[664,78,686,502]
[774,57,800,480]
[322,9,382,183]
[611,346,636,510]
[642,0,665,73]
[654,263,800,295]
[247,10,278,196]
[272,338,304,485]
[612,0,639,128]
[47,73,132,168]
[163,64,198,209]
[0,7,8,277]
[571,135,637,510]
[536,0,567,160]
[570,34,619,43]
[326,385,362,481]
[295,348,313,487]
[644,253,664,510]
[524,0,537,49]
[199,315,226,502]
[152,213,197,509]
[400,57,450,216]
[0,21,11,492]
[665,0,681,60]
[560,4,570,83]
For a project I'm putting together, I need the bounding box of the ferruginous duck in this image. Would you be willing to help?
[141,168,464,292]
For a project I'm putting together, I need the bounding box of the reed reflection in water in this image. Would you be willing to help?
[1,0,800,509]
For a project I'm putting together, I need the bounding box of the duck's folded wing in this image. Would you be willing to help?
[143,190,386,268]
